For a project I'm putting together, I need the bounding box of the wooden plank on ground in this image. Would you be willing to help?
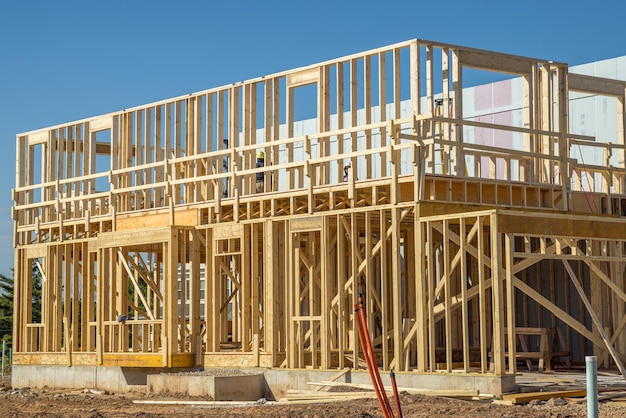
[308,381,479,397]
[315,367,351,391]
[567,391,626,403]
[284,391,378,401]
[501,389,586,404]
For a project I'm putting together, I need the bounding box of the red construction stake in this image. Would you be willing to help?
[355,303,391,418]
[358,295,394,418]
[390,369,403,418]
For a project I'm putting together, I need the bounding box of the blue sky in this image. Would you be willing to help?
[0,0,624,276]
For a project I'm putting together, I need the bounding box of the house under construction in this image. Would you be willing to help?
[11,39,626,395]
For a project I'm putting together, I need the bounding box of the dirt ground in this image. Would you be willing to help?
[2,376,626,418]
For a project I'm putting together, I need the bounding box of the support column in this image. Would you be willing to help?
[263,221,276,365]
[415,208,428,372]
[391,208,403,370]
[164,230,179,366]
[490,213,506,375]
[505,233,516,374]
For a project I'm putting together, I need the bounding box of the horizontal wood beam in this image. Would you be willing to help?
[498,212,626,240]
[98,227,173,247]
[458,49,534,75]
[569,73,626,97]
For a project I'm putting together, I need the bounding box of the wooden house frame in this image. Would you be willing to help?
[11,39,626,380]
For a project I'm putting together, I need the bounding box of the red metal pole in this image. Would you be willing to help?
[390,369,403,418]
[359,295,394,418]
[354,303,391,418]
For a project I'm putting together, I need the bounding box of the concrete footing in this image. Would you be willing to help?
[12,365,515,398]
[147,372,264,400]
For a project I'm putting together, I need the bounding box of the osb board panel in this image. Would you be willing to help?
[570,192,602,213]
[169,354,195,368]
[13,353,96,366]
[202,353,272,368]
[102,353,165,367]
[116,209,198,231]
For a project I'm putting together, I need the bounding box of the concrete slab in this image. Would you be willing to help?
[11,365,190,393]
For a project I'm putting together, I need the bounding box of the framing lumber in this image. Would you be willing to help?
[11,38,626,385]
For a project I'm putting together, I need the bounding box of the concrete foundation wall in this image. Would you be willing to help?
[12,365,515,397]
[263,369,515,399]
[11,365,190,393]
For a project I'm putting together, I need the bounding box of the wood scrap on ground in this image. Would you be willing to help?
[566,390,626,404]
[500,389,586,404]
[282,390,379,402]
[133,400,262,406]
[314,367,351,391]
[308,380,479,398]
[134,396,375,407]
